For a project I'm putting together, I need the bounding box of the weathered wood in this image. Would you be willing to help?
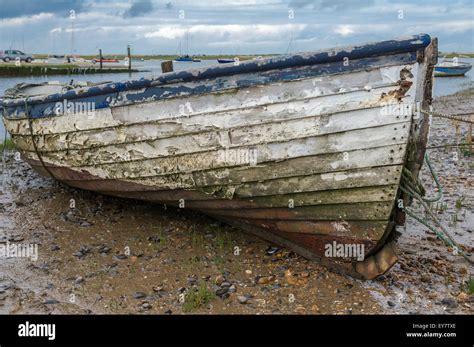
[22,122,410,177]
[129,185,398,209]
[161,60,174,73]
[238,219,388,240]
[24,143,405,186]
[10,102,411,153]
[230,165,402,198]
[4,63,412,136]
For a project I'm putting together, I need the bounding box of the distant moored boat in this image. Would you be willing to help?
[93,58,120,63]
[217,58,236,64]
[175,55,194,62]
[434,60,472,76]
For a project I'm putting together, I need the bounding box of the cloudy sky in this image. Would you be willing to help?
[0,0,472,55]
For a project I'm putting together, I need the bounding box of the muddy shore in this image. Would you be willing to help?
[0,91,472,315]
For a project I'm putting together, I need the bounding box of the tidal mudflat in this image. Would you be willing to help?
[0,90,472,315]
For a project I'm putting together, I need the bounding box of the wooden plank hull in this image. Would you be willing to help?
[2,35,438,279]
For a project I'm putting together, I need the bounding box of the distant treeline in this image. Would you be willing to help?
[0,64,140,76]
[440,52,474,58]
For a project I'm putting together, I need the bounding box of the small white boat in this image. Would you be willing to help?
[435,60,472,76]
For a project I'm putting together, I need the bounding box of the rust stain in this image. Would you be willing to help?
[384,67,414,102]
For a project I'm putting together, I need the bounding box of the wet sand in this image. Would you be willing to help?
[0,91,472,314]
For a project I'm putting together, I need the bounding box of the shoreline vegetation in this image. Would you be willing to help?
[0,63,142,76]
[0,138,14,151]
[441,52,474,58]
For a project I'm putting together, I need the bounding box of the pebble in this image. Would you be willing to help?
[266,246,280,255]
[295,306,306,313]
[257,275,274,285]
[73,245,91,259]
[97,245,111,254]
[238,295,249,304]
[387,300,396,307]
[44,299,60,305]
[95,295,103,302]
[187,276,198,285]
[133,292,147,299]
[50,245,60,251]
[74,276,84,284]
[420,274,431,283]
[147,236,161,243]
[300,271,310,278]
[215,287,229,298]
[141,302,152,310]
[441,297,458,308]
[215,275,225,285]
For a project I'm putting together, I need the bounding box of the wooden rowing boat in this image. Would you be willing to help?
[1,34,438,279]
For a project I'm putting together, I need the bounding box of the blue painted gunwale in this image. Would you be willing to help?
[2,34,431,120]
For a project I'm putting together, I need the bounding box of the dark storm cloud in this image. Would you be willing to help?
[0,0,86,19]
[0,0,471,54]
[123,0,154,18]
[288,0,374,11]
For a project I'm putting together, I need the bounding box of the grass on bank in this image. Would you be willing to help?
[0,139,15,151]
[441,52,474,58]
[467,277,474,295]
[0,63,141,76]
[183,283,215,312]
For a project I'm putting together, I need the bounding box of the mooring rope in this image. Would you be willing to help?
[421,108,474,124]
[401,154,473,264]
[1,127,7,155]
